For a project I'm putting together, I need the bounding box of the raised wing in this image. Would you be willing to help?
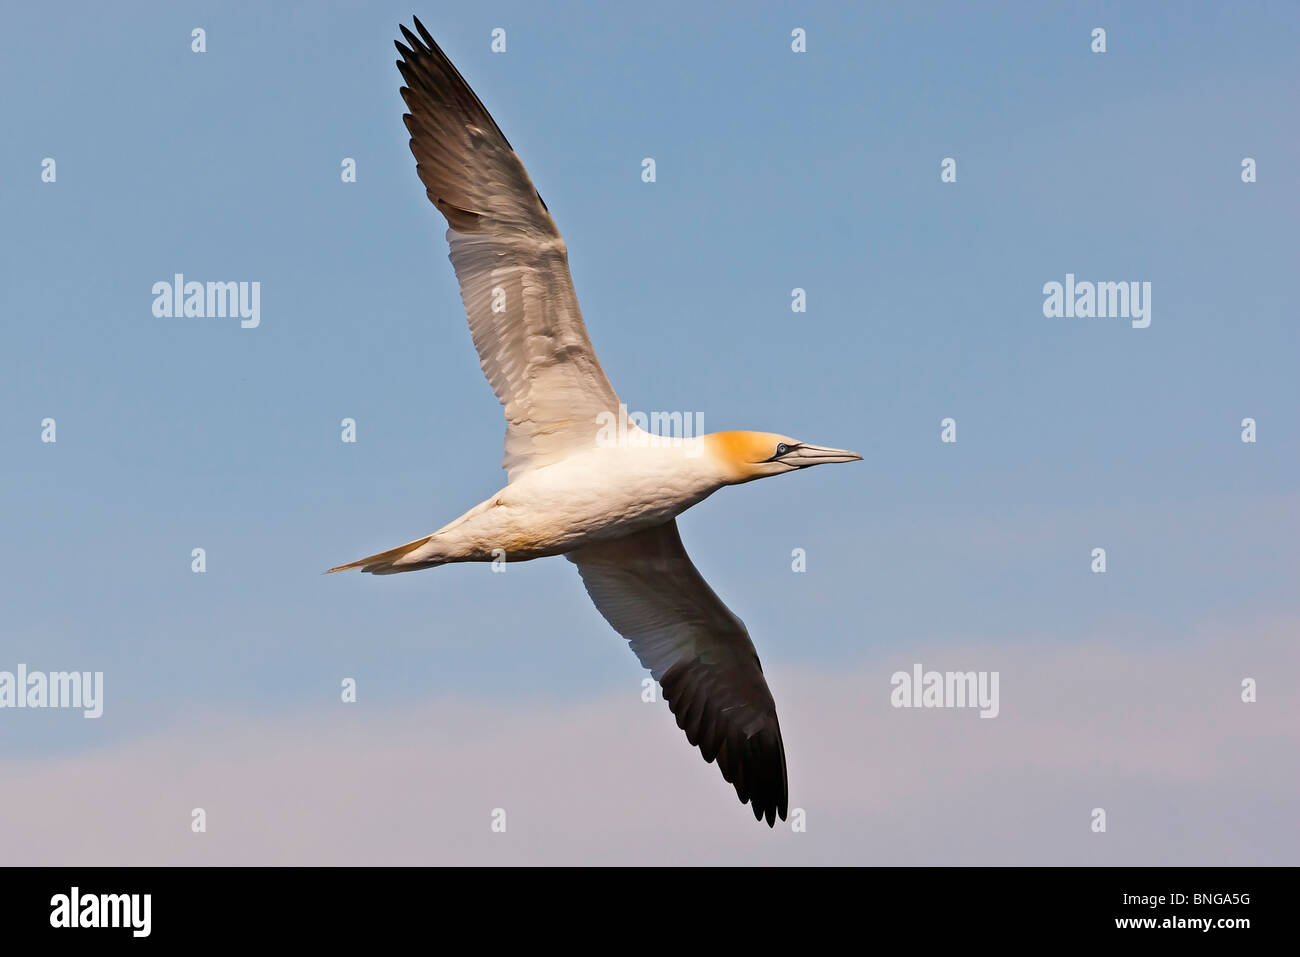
[396,18,620,480]
[568,521,789,825]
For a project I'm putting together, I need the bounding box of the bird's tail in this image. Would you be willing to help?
[326,535,442,575]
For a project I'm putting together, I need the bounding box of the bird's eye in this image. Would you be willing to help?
[775,443,790,456]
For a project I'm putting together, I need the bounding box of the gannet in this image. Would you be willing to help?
[330,18,861,826]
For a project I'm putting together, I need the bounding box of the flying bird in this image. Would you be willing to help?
[330,17,861,826]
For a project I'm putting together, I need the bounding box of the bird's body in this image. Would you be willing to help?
[338,432,792,571]
[331,19,860,826]
[410,433,723,566]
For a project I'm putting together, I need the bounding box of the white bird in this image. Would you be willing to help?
[330,18,861,826]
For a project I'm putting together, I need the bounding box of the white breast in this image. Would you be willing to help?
[505,441,720,541]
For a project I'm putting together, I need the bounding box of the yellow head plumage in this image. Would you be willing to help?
[703,431,861,484]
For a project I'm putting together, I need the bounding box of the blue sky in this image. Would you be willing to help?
[1,1,1296,862]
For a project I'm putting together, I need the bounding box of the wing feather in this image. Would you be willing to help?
[397,18,620,480]
[568,521,789,825]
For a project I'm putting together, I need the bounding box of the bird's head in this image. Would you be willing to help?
[705,431,862,485]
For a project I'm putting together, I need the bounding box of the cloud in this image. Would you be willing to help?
[7,618,1297,865]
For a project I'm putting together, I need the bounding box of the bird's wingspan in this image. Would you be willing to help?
[396,18,620,481]
[567,520,789,826]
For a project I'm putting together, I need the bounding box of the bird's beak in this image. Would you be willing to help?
[782,444,863,467]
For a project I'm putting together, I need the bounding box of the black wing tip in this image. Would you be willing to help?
[746,784,787,828]
[393,25,424,65]
[663,665,788,828]
[392,16,518,159]
[744,795,785,827]
[398,16,439,58]
[413,15,436,47]
[726,737,787,828]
